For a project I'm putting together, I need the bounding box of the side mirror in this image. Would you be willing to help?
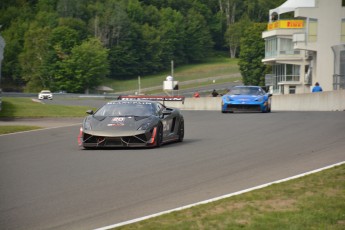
[268,94,273,97]
[162,109,172,116]
[86,110,94,115]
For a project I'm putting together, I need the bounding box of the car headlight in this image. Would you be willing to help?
[255,97,264,102]
[138,122,151,131]
[84,121,92,130]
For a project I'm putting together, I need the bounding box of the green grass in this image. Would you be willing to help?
[0,97,94,118]
[0,125,42,134]
[102,57,240,93]
[116,164,345,229]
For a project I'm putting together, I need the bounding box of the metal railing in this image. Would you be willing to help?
[277,75,300,82]
[333,74,345,90]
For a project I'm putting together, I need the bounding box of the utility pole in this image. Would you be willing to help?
[0,27,5,111]
[0,27,5,86]
[171,60,174,96]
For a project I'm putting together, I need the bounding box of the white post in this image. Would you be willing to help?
[138,76,141,95]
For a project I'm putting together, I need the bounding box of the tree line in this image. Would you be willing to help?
[0,0,285,93]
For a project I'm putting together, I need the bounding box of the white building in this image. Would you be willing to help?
[262,0,345,94]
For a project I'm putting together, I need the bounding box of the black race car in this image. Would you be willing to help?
[78,97,184,148]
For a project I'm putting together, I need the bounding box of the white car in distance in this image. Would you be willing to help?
[38,90,53,100]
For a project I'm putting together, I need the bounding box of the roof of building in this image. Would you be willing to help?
[270,0,315,16]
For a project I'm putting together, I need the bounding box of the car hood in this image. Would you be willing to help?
[83,115,155,136]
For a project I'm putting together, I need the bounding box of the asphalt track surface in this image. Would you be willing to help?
[1,110,345,230]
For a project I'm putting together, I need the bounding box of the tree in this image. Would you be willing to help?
[224,14,250,58]
[50,26,80,54]
[56,0,92,20]
[16,10,58,91]
[157,7,186,66]
[19,26,53,91]
[0,3,35,90]
[53,38,109,93]
[1,0,287,92]
[243,0,286,22]
[184,8,213,62]
[90,0,131,48]
[238,22,267,86]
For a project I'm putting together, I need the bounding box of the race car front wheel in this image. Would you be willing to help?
[178,120,184,142]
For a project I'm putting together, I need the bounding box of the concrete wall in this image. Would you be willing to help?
[165,97,221,111]
[165,90,345,111]
[271,90,345,111]
[5,90,343,112]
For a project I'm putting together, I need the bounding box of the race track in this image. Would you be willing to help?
[1,111,345,229]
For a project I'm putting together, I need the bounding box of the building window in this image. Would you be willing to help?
[289,86,296,94]
[265,37,277,58]
[272,64,300,94]
[331,45,345,90]
[273,64,300,82]
[341,50,345,76]
[279,38,295,55]
[341,19,345,42]
[265,37,300,58]
[308,18,318,42]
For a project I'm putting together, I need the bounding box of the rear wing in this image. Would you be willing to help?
[118,95,185,104]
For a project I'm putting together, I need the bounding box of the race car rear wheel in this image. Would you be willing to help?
[178,120,184,142]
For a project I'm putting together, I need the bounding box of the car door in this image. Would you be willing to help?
[157,103,175,139]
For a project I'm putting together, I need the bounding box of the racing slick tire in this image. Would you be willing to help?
[155,123,163,147]
[178,120,184,142]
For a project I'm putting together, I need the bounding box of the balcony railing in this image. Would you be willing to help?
[265,50,301,59]
[333,74,345,90]
[277,75,300,83]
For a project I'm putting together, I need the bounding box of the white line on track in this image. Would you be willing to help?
[94,161,345,230]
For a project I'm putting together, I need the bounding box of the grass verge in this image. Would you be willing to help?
[116,164,345,230]
[0,125,42,135]
[0,97,94,118]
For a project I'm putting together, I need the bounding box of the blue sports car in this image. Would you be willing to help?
[221,86,272,113]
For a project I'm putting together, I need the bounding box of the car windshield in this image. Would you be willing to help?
[94,101,155,117]
[228,87,264,96]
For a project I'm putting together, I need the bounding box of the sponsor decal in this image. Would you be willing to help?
[108,117,125,126]
[112,117,125,122]
[108,101,152,105]
[107,123,124,127]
